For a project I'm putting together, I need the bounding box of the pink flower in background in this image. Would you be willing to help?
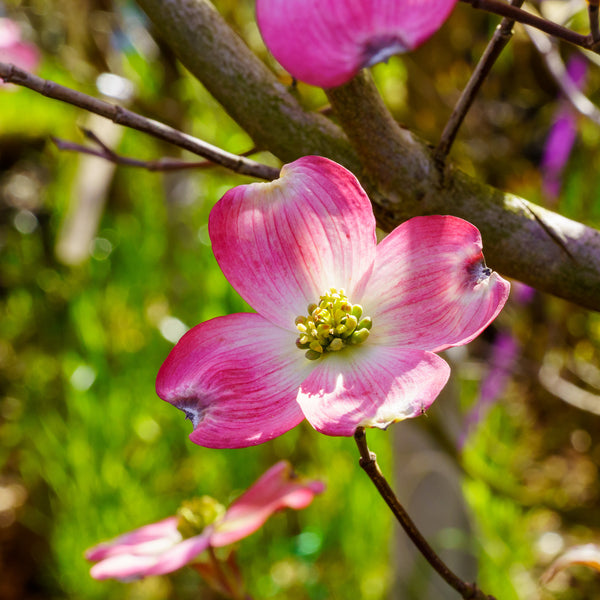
[157,156,510,449]
[541,55,587,202]
[459,282,533,448]
[0,18,39,77]
[86,461,324,581]
[459,331,519,448]
[256,0,458,87]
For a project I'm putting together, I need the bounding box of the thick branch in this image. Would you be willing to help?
[324,72,437,205]
[139,0,599,311]
[134,0,359,170]
[327,73,600,312]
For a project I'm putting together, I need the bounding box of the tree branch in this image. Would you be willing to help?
[0,61,280,181]
[326,72,600,312]
[134,0,359,170]
[133,0,600,312]
[324,71,436,204]
[589,0,600,44]
[5,0,600,311]
[354,428,496,600]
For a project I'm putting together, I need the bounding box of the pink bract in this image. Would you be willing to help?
[156,156,510,449]
[256,0,458,88]
[86,461,324,581]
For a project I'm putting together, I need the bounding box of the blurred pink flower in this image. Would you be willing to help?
[86,461,324,581]
[257,0,458,87]
[157,156,510,449]
[541,55,587,202]
[459,331,518,447]
[0,18,39,76]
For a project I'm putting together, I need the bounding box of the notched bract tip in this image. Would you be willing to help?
[175,398,205,429]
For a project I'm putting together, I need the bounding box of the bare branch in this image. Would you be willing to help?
[435,0,524,166]
[52,132,218,172]
[461,0,596,51]
[0,61,280,181]
[589,1,600,44]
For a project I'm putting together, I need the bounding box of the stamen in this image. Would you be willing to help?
[295,288,372,360]
[176,496,226,538]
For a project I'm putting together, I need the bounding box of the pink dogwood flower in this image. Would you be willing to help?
[86,461,324,581]
[157,156,510,449]
[256,0,458,88]
[0,18,39,77]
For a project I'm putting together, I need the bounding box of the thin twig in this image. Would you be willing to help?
[353,427,496,600]
[589,1,600,44]
[461,0,595,51]
[435,0,524,166]
[52,136,216,171]
[0,61,280,181]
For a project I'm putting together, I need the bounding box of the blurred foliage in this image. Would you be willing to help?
[0,1,599,600]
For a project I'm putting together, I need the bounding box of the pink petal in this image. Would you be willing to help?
[156,313,313,448]
[257,0,457,88]
[210,461,325,547]
[360,216,510,351]
[297,345,450,436]
[541,544,600,584]
[209,156,376,331]
[89,534,210,581]
[85,517,180,561]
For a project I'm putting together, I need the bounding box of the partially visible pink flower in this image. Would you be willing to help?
[459,280,534,448]
[257,0,458,88]
[86,461,324,581]
[459,331,519,448]
[541,55,587,202]
[157,156,510,449]
[0,18,39,77]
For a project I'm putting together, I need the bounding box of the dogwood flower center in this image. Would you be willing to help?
[176,496,226,538]
[295,288,372,360]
